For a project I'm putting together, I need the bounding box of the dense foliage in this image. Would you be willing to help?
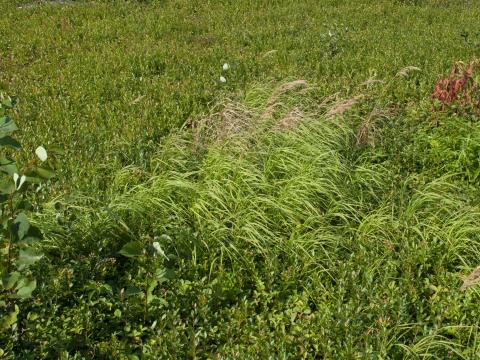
[2,0,480,358]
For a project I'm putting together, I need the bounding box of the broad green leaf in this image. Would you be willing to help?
[155,268,176,283]
[0,305,19,331]
[13,213,29,241]
[118,241,144,258]
[35,167,55,179]
[2,271,20,290]
[20,224,42,244]
[0,136,21,150]
[125,286,142,296]
[0,179,14,195]
[0,116,17,137]
[16,248,43,268]
[11,278,36,299]
[1,97,13,108]
[0,157,17,176]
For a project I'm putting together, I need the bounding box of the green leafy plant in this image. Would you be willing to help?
[118,238,175,323]
[0,94,59,336]
[320,23,351,58]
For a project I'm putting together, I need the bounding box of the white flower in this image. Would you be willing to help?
[153,241,168,259]
[219,76,227,83]
[152,241,162,253]
[223,63,230,70]
[35,146,48,162]
[13,173,26,190]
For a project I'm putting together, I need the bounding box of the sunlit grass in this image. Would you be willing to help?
[3,0,480,358]
[1,0,479,190]
[29,80,480,357]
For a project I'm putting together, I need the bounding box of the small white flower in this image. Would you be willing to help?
[152,241,168,259]
[19,176,26,190]
[223,63,230,71]
[152,241,162,253]
[219,76,227,83]
[35,146,48,162]
[13,173,26,190]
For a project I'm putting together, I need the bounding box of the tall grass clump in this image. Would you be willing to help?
[9,81,478,358]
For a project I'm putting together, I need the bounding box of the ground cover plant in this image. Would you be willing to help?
[2,0,480,358]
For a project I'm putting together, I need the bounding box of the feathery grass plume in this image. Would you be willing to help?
[355,107,392,147]
[190,99,254,149]
[326,94,364,118]
[461,266,480,291]
[193,80,311,149]
[273,107,304,131]
[318,92,341,108]
[260,49,278,59]
[356,110,376,147]
[359,79,385,87]
[261,80,308,120]
[396,66,421,78]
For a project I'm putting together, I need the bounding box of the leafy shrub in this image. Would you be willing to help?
[0,94,59,358]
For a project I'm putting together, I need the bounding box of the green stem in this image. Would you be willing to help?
[4,192,15,308]
[6,193,14,274]
[144,272,151,323]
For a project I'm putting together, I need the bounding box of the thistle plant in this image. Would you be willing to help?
[0,94,59,333]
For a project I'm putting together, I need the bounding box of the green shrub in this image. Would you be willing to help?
[0,94,60,358]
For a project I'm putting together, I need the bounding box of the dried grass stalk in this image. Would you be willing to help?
[326,95,364,118]
[274,107,304,131]
[261,80,308,120]
[461,265,480,291]
[396,66,421,77]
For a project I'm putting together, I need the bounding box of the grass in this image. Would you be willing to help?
[1,0,479,189]
[2,0,480,358]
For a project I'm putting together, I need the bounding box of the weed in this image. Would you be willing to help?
[432,60,480,114]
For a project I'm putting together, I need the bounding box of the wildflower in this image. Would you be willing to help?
[223,63,230,70]
[152,242,162,253]
[13,173,26,190]
[220,76,227,83]
[153,241,168,259]
[35,146,47,162]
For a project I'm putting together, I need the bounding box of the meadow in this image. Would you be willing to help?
[1,0,480,358]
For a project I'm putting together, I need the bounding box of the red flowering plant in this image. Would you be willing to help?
[432,60,480,116]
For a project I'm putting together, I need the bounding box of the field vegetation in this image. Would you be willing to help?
[2,0,480,358]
